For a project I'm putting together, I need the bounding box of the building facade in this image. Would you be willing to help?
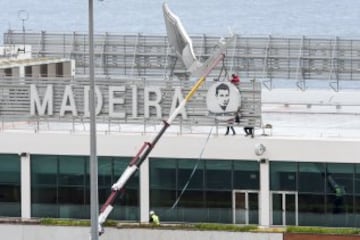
[1,131,360,227]
[1,31,360,228]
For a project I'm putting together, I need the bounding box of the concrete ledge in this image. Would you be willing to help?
[0,218,40,225]
[0,223,283,240]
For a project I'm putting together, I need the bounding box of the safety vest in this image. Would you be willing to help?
[151,214,160,225]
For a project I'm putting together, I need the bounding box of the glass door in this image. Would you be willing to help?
[271,191,298,226]
[232,190,259,224]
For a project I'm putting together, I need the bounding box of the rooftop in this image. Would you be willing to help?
[1,88,359,140]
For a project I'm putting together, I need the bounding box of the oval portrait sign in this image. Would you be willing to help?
[206,82,241,120]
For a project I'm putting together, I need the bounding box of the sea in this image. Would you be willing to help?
[2,0,360,44]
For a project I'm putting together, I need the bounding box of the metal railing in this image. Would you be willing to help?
[4,31,360,91]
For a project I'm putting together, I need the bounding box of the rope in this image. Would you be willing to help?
[171,127,213,209]
[216,58,228,82]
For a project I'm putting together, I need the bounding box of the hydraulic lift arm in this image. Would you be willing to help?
[97,53,225,235]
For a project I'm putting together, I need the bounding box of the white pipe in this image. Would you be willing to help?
[167,100,187,124]
[111,165,138,191]
[98,205,113,224]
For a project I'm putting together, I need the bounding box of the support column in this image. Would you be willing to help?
[139,157,149,223]
[20,152,31,219]
[259,158,270,227]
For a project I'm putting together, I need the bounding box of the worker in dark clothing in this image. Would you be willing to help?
[244,126,254,138]
[225,119,236,135]
[225,112,240,135]
[149,210,160,225]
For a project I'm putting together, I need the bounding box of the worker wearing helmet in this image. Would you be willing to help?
[149,210,160,225]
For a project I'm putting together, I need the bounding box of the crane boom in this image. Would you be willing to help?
[97,53,225,235]
[97,3,235,235]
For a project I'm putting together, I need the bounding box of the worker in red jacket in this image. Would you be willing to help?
[230,73,240,86]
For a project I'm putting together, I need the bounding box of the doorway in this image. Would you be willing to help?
[232,190,259,224]
[271,191,298,226]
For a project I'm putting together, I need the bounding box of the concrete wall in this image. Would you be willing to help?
[1,131,360,226]
[2,224,360,240]
[0,131,359,163]
[0,224,283,240]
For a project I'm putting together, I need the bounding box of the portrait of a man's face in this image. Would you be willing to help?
[206,82,241,116]
[215,83,230,111]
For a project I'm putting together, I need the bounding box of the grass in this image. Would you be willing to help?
[194,223,258,232]
[38,219,258,232]
[37,218,360,235]
[39,218,117,227]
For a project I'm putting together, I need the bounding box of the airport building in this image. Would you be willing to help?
[1,117,360,228]
[1,30,360,229]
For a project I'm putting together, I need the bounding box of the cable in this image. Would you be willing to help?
[171,127,213,209]
[216,59,228,82]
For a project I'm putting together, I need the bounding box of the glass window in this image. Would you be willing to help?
[298,193,325,226]
[150,189,177,208]
[206,190,232,208]
[270,162,297,191]
[31,155,58,185]
[325,194,354,227]
[149,158,257,223]
[57,156,88,218]
[98,156,113,187]
[353,196,360,227]
[205,160,232,223]
[31,155,59,218]
[31,154,139,221]
[326,194,354,218]
[354,164,360,194]
[150,158,177,220]
[326,163,353,195]
[178,159,204,190]
[355,195,360,214]
[233,161,259,190]
[299,163,325,193]
[58,186,85,204]
[0,154,20,184]
[150,158,176,189]
[0,154,21,217]
[59,156,85,186]
[206,160,232,190]
[32,187,57,204]
[113,157,128,180]
[177,190,204,208]
[206,190,232,223]
[97,156,114,204]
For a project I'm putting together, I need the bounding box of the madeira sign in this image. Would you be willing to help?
[30,84,188,119]
[1,77,261,127]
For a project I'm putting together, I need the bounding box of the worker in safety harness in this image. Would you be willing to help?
[230,73,240,86]
[149,210,160,225]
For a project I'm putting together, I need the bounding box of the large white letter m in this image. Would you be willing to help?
[30,84,53,116]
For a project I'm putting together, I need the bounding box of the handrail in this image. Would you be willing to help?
[4,32,360,90]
